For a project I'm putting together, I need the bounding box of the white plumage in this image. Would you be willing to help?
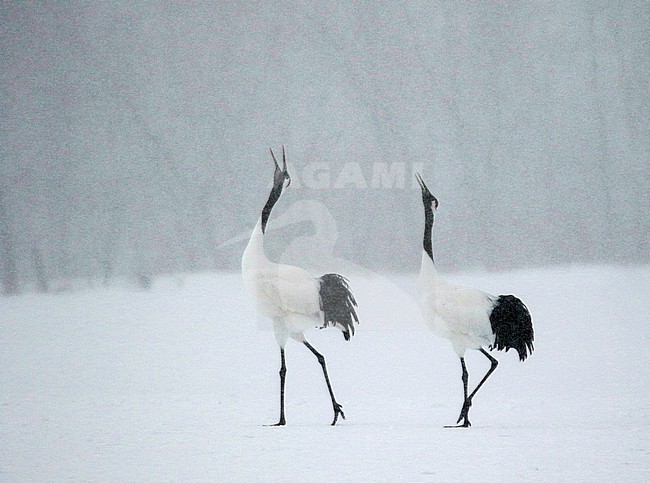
[416,173,534,427]
[242,147,358,426]
[420,257,496,356]
[243,226,321,336]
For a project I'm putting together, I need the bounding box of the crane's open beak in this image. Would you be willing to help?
[270,146,291,188]
[415,172,427,192]
[415,172,439,209]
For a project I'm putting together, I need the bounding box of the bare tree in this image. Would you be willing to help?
[32,247,49,293]
[0,188,19,295]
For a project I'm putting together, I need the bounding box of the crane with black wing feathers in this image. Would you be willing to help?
[242,147,358,426]
[415,173,534,427]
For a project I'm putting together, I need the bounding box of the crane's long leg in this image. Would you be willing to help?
[448,348,498,428]
[303,341,346,426]
[446,357,471,428]
[270,348,287,426]
[469,348,498,401]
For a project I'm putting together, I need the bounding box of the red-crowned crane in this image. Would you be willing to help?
[242,147,358,426]
[415,173,534,427]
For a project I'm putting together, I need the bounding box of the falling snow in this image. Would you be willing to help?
[1,2,649,480]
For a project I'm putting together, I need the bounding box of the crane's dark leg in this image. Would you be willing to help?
[468,348,498,402]
[447,349,498,428]
[446,357,471,428]
[269,348,287,426]
[303,341,346,426]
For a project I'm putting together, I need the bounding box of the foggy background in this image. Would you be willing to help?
[1,1,648,294]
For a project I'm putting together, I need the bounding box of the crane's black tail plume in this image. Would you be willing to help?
[319,274,359,341]
[489,295,534,361]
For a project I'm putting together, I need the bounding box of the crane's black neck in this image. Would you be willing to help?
[423,204,434,263]
[261,183,283,233]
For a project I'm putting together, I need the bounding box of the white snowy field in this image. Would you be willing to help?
[1,265,649,481]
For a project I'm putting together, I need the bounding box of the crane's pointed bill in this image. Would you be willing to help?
[270,148,279,169]
[415,172,426,191]
[282,146,291,188]
[415,173,439,209]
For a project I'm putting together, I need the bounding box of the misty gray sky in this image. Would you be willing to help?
[1,1,649,289]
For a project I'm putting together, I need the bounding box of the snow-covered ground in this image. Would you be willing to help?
[1,265,649,481]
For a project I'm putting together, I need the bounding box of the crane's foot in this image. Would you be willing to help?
[444,399,471,428]
[331,402,346,426]
[266,416,286,427]
[445,422,471,428]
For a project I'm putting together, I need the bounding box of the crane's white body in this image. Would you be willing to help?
[242,219,321,346]
[419,254,496,357]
